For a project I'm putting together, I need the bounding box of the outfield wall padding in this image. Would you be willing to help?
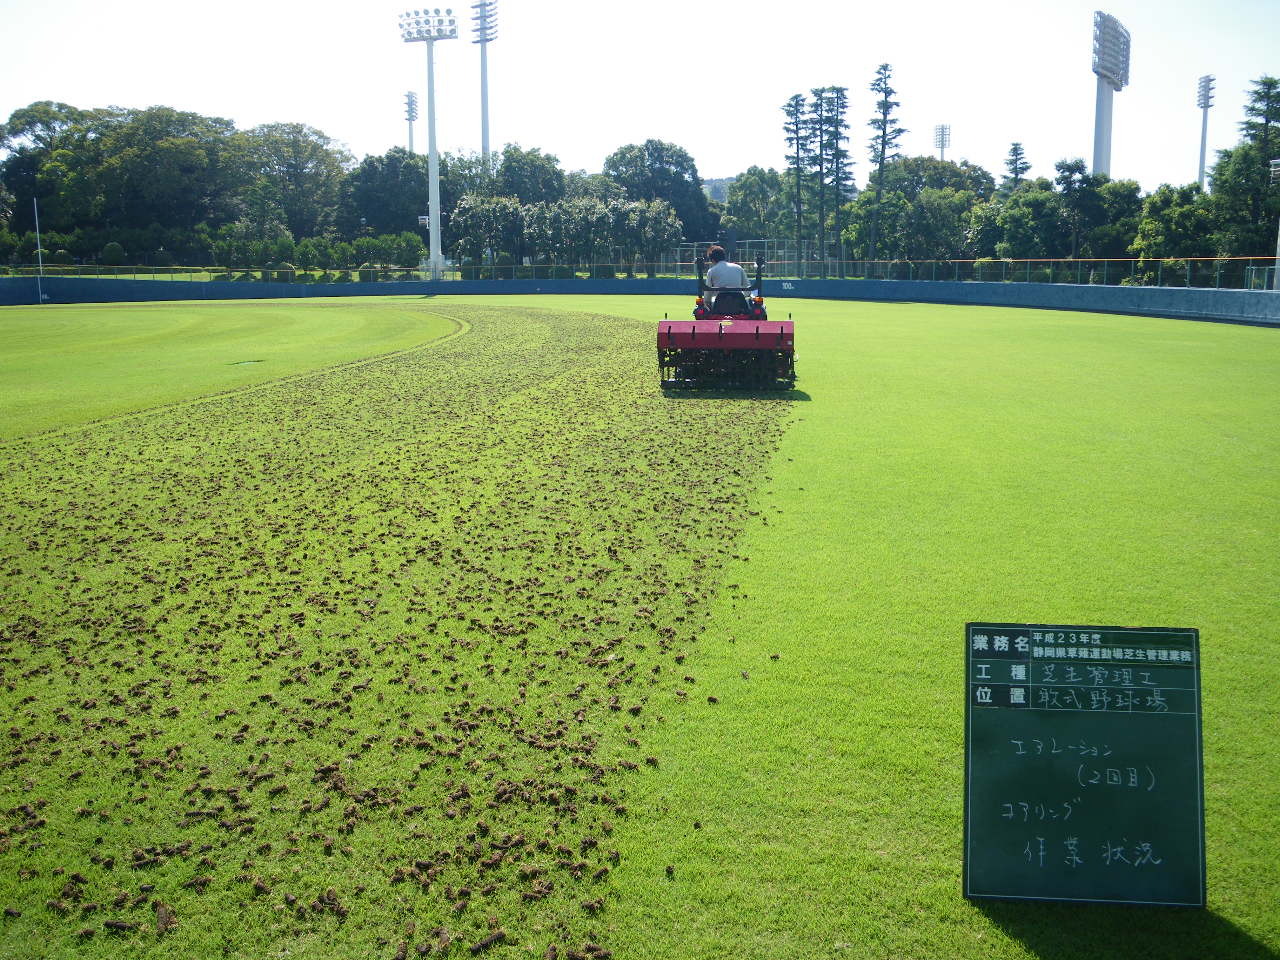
[1,276,1277,326]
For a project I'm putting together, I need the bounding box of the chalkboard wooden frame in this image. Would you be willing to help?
[963,622,1205,906]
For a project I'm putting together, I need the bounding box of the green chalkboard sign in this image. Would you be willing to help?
[964,622,1205,906]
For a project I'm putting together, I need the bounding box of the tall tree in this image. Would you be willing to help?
[807,88,830,266]
[722,166,787,238]
[495,145,565,205]
[1087,178,1143,257]
[602,140,714,240]
[806,86,852,271]
[1,101,85,152]
[1201,76,1280,255]
[449,194,524,264]
[564,170,624,202]
[993,185,1063,259]
[866,64,907,261]
[245,123,351,240]
[1053,158,1106,258]
[823,87,855,266]
[340,147,430,237]
[1208,141,1274,254]
[1240,76,1280,226]
[438,150,496,247]
[1129,184,1216,260]
[875,156,994,205]
[1004,143,1030,189]
[559,196,612,269]
[781,95,812,253]
[634,199,684,277]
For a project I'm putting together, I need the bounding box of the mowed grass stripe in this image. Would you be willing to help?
[0,298,458,440]
[605,301,1279,959]
[0,303,793,959]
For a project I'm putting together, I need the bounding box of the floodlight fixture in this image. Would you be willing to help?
[934,124,950,161]
[1196,75,1215,190]
[1090,11,1131,177]
[398,9,459,280]
[399,8,459,41]
[472,0,497,160]
[1091,11,1130,91]
[472,0,496,42]
[1196,75,1214,110]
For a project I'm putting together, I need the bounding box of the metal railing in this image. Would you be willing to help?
[2,257,1275,290]
[759,257,1276,289]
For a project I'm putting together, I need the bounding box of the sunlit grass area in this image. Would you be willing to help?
[0,298,457,439]
[0,295,1275,959]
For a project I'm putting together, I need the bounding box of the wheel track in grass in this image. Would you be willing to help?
[0,303,798,959]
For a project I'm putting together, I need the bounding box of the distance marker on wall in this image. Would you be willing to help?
[963,622,1205,906]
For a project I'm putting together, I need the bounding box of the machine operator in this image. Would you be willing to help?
[703,245,752,313]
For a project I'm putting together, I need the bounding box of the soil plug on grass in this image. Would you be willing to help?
[470,929,506,954]
[153,900,177,935]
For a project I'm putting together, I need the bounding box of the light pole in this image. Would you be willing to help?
[1091,11,1131,177]
[471,0,497,162]
[399,8,459,281]
[1271,158,1279,291]
[405,90,419,154]
[33,198,44,305]
[1197,75,1214,191]
[934,124,950,162]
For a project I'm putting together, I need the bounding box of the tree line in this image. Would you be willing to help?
[1,73,1276,272]
[0,103,714,268]
[721,69,1280,266]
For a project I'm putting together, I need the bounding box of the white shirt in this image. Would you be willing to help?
[705,259,749,291]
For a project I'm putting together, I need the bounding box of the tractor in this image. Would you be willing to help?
[657,255,795,390]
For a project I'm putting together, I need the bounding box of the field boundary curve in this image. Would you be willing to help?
[0,310,470,448]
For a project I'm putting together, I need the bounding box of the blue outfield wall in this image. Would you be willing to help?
[1,275,1277,326]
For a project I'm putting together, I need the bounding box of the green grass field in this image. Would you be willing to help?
[0,298,458,439]
[0,295,1276,960]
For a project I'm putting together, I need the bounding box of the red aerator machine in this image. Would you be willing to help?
[657,255,795,390]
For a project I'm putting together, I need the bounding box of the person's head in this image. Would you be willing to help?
[706,245,726,263]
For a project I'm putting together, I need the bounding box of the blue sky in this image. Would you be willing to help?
[1,0,1275,192]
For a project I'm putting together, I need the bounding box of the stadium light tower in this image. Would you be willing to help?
[472,0,497,162]
[1271,158,1280,291]
[934,124,951,162]
[1091,11,1131,177]
[405,90,419,154]
[399,8,459,281]
[1196,75,1214,191]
